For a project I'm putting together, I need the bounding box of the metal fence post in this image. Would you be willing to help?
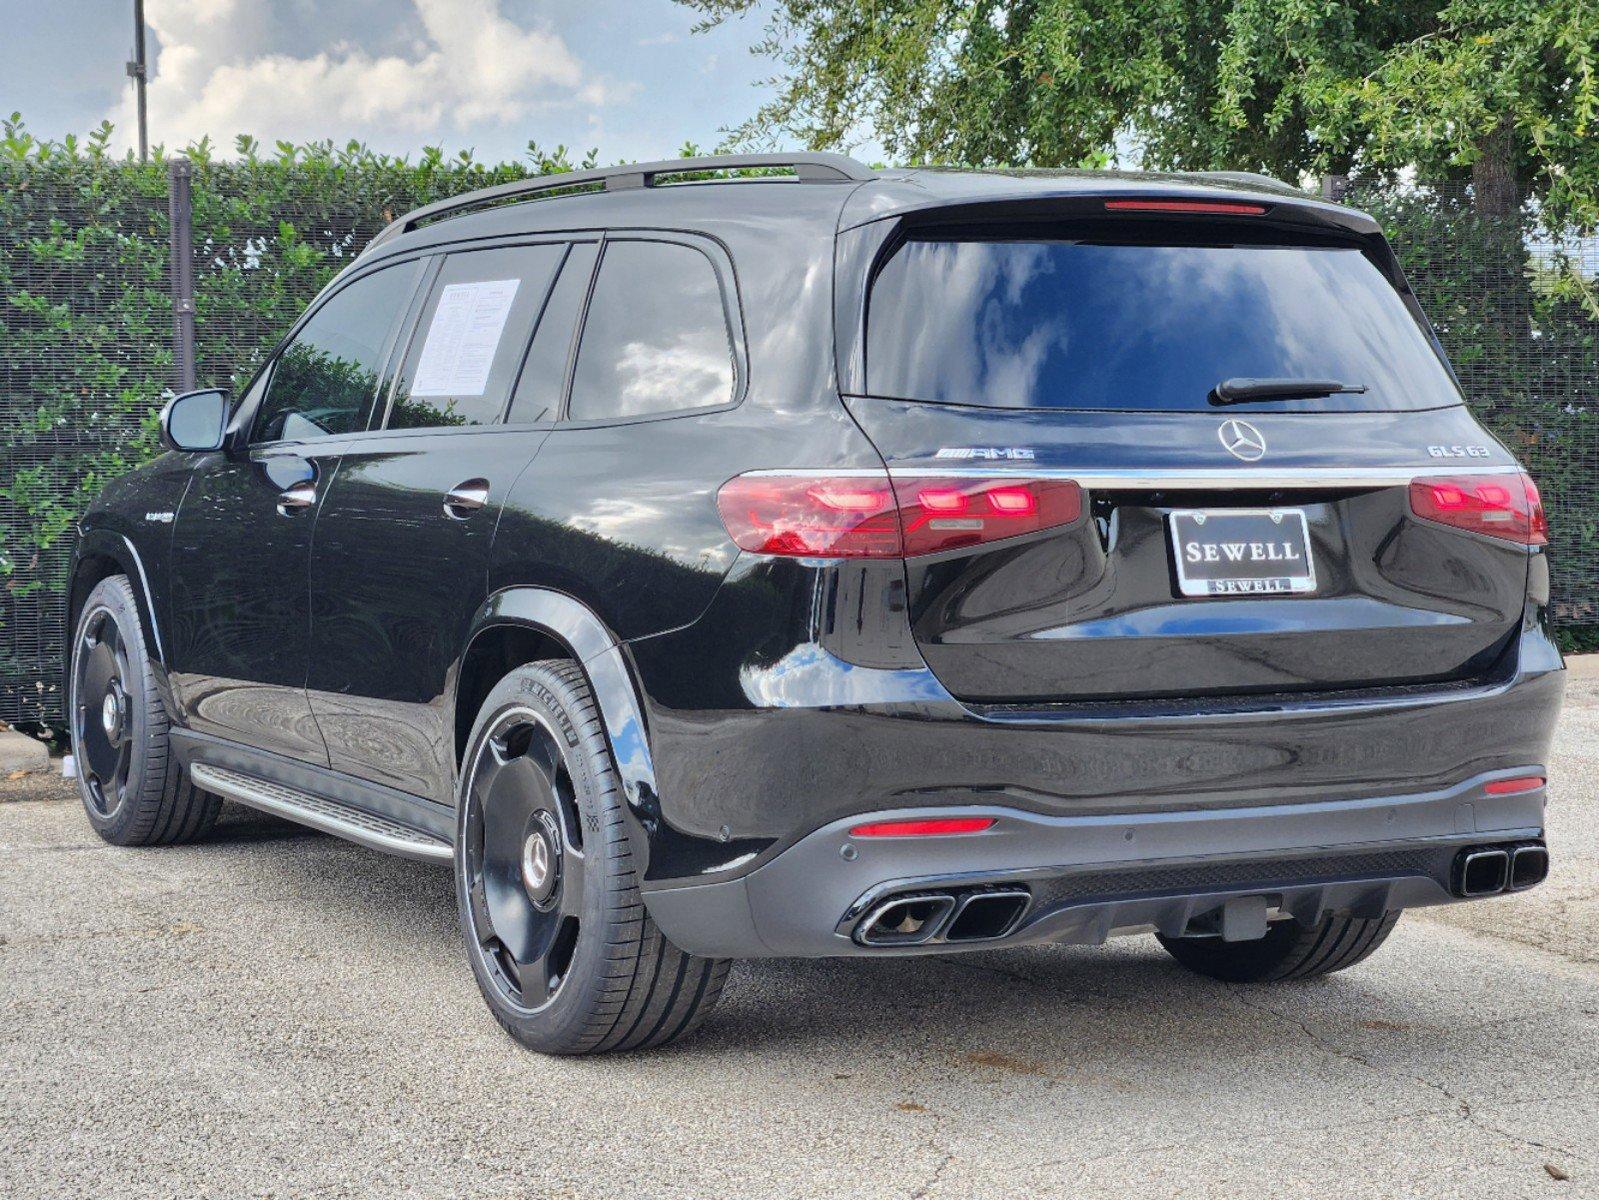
[167,156,196,392]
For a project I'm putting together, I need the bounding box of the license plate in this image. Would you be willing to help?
[1168,508,1317,597]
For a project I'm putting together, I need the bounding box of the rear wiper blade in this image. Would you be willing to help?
[1210,377,1369,405]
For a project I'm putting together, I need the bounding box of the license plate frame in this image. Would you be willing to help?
[1167,508,1317,598]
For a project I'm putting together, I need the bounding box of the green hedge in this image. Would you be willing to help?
[0,123,608,717]
[2,123,1595,719]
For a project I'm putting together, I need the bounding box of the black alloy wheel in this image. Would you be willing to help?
[461,707,586,1013]
[73,603,135,819]
[68,574,220,846]
[455,660,728,1054]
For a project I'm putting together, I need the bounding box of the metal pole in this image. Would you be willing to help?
[127,0,149,161]
[168,157,196,392]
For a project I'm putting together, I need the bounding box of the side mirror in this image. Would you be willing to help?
[159,389,229,452]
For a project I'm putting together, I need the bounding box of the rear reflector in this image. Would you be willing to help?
[1409,472,1548,545]
[716,472,1082,559]
[1484,776,1545,795]
[848,817,996,838]
[1104,199,1268,216]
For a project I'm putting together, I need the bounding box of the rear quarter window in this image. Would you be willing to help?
[865,236,1462,412]
[567,240,735,422]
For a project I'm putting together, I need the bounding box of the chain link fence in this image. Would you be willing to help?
[3,162,1596,725]
[1347,180,1599,631]
[2,154,538,723]
[1,164,168,724]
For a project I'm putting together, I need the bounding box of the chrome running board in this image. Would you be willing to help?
[189,763,452,863]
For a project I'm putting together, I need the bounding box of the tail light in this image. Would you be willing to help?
[1409,472,1547,545]
[714,474,901,557]
[715,471,1082,559]
[893,474,1082,555]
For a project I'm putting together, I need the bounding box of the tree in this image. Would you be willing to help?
[683,0,1597,227]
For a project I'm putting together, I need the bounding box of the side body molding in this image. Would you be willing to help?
[459,588,661,871]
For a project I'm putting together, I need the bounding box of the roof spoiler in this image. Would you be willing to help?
[362,152,876,255]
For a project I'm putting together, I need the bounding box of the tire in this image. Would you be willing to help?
[1157,911,1400,983]
[68,574,221,846]
[455,659,729,1055]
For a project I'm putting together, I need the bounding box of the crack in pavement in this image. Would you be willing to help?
[1219,983,1582,1164]
[899,1101,956,1200]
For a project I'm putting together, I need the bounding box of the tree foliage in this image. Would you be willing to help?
[686,0,1598,226]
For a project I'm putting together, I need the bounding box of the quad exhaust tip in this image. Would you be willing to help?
[945,890,1030,942]
[853,888,1031,947]
[1509,844,1549,892]
[1457,848,1509,897]
[855,893,957,946]
[1452,841,1548,898]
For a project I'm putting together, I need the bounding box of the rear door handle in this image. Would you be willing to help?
[276,480,317,516]
[443,478,490,520]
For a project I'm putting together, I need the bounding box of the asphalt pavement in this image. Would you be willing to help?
[3,676,1595,1198]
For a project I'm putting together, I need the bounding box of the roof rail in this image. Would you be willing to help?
[363,152,876,253]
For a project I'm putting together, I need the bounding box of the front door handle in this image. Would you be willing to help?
[276,480,317,516]
[443,478,490,520]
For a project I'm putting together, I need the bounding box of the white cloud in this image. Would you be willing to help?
[108,0,617,153]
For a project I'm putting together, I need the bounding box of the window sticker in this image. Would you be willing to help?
[411,278,521,397]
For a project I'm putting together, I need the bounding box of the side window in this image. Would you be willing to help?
[252,260,421,443]
[506,242,599,424]
[567,241,735,422]
[387,244,565,430]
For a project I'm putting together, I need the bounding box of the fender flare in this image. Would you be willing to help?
[456,588,662,866]
[69,527,167,667]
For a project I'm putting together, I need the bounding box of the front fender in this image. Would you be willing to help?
[65,525,175,724]
[69,527,167,664]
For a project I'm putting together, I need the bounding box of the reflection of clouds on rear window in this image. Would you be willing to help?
[867,238,1462,412]
[569,241,734,421]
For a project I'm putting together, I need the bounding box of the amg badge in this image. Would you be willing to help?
[933,447,1036,460]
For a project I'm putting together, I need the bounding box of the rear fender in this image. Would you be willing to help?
[456,589,660,869]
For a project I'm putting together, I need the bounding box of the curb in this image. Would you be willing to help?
[0,729,51,776]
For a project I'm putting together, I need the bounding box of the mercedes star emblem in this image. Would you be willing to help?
[1218,418,1267,462]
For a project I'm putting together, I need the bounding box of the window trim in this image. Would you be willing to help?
[503,240,598,430]
[242,253,432,450]
[373,238,585,435]
[556,231,748,430]
[239,225,749,448]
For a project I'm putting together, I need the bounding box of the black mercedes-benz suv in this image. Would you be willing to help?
[67,153,1563,1054]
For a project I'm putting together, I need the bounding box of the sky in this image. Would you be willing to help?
[0,0,869,164]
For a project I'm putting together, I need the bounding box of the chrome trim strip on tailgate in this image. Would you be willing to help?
[742,466,1511,489]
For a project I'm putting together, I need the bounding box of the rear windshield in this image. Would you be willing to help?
[864,237,1461,412]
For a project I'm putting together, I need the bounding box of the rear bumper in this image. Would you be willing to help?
[643,768,1547,958]
[626,560,1563,955]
